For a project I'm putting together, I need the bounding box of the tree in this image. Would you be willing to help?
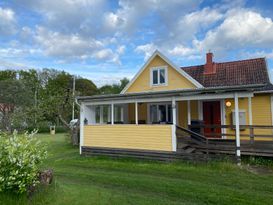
[75,78,98,96]
[99,77,129,94]
[0,79,33,131]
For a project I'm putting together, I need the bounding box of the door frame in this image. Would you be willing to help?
[201,100,225,139]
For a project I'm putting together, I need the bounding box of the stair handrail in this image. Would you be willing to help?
[176,125,208,143]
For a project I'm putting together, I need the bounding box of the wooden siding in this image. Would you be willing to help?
[125,55,196,93]
[225,94,272,139]
[84,125,173,151]
[128,103,147,123]
[178,101,199,128]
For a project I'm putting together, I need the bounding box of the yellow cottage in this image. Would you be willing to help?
[77,50,273,159]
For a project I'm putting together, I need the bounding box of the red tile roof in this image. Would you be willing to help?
[181,58,271,88]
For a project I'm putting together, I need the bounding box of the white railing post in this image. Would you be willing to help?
[172,98,177,152]
[234,92,241,164]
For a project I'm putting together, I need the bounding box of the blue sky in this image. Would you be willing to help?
[0,0,273,86]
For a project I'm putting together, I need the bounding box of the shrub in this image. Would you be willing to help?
[0,131,47,193]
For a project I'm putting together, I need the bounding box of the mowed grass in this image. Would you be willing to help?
[1,133,273,205]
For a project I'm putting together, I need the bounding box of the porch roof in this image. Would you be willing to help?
[77,84,265,104]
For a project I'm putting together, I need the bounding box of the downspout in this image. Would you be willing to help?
[75,98,83,154]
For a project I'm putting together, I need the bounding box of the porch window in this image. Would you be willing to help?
[151,67,167,86]
[149,103,172,124]
[114,105,124,123]
[95,105,111,124]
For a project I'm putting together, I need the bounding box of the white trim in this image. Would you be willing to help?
[135,101,138,125]
[79,103,85,154]
[150,66,168,87]
[171,125,177,152]
[220,99,226,138]
[84,92,254,106]
[120,50,203,94]
[187,100,191,125]
[234,93,241,158]
[248,97,253,126]
[172,98,177,152]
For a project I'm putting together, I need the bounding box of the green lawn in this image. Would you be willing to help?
[1,133,273,205]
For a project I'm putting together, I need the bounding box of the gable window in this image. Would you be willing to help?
[151,67,167,86]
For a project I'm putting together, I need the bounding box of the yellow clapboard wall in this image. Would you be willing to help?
[125,55,196,93]
[84,125,173,151]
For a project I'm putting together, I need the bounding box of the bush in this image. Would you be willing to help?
[0,131,47,193]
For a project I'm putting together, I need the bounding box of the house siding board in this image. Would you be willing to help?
[83,125,173,151]
[126,55,196,93]
[178,101,188,128]
[225,94,272,139]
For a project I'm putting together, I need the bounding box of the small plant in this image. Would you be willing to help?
[0,131,47,193]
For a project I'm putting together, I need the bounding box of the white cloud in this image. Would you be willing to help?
[0,7,16,35]
[33,27,123,64]
[196,9,273,52]
[135,43,157,60]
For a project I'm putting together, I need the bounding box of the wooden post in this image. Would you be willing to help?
[111,103,114,125]
[234,93,241,164]
[135,101,138,125]
[187,100,191,127]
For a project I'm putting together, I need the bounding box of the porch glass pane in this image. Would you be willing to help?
[158,105,166,122]
[95,106,100,124]
[167,104,172,123]
[114,106,123,123]
[152,70,158,84]
[102,105,110,124]
[150,105,157,123]
[159,69,165,84]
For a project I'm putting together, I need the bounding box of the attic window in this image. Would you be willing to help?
[151,67,167,86]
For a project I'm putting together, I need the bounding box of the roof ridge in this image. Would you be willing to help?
[180,57,265,69]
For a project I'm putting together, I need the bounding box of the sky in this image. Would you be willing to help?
[0,0,273,87]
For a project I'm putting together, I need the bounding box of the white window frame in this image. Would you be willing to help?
[150,66,168,87]
[95,105,111,124]
[147,102,172,124]
[114,105,124,122]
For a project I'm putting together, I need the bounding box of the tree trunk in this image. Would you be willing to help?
[58,114,79,146]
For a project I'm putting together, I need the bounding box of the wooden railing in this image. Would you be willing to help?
[188,124,273,142]
[176,125,273,157]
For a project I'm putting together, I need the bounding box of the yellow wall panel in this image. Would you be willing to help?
[225,94,272,139]
[84,125,173,151]
[126,55,196,93]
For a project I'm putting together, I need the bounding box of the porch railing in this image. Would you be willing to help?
[188,124,273,142]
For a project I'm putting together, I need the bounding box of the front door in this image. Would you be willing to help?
[203,101,221,138]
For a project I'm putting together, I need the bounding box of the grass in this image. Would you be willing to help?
[1,133,273,205]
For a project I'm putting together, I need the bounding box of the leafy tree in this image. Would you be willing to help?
[99,77,129,94]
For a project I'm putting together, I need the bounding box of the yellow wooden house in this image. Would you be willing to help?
[77,50,273,159]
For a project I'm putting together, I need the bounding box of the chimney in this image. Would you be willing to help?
[204,52,216,74]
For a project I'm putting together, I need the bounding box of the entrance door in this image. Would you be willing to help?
[203,101,221,138]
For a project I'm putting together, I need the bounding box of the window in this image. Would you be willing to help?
[95,105,111,124]
[114,105,124,123]
[149,103,172,124]
[151,67,167,86]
